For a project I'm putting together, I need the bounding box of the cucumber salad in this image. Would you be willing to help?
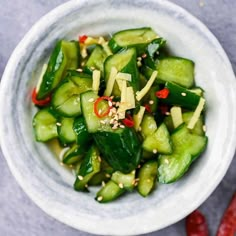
[32,27,208,203]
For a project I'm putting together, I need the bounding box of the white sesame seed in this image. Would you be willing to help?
[97,196,103,201]
[102,181,106,187]
[88,98,94,102]
[85,184,88,188]
[105,173,111,178]
[164,159,169,164]
[81,61,85,66]
[91,66,95,70]
[108,111,113,116]
[110,119,114,124]
[137,164,141,169]
[78,175,83,180]
[116,102,120,107]
[165,112,170,116]
[98,156,102,162]
[137,61,142,67]
[120,124,125,129]
[134,182,138,186]
[149,100,154,105]
[181,92,187,96]
[118,183,124,189]
[98,109,102,115]
[153,149,158,154]
[132,170,135,175]
[60,162,64,166]
[138,126,142,131]
[112,124,118,130]
[135,178,140,182]
[132,179,136,185]
[56,122,61,126]
[100,120,106,124]
[203,125,207,132]
[108,101,113,107]
[77,68,83,72]
[137,57,142,61]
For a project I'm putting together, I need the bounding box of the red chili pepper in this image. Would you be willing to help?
[94,96,113,118]
[122,114,134,127]
[186,210,209,236]
[144,104,152,113]
[79,35,88,43]
[159,104,169,114]
[155,88,170,99]
[31,88,51,106]
[216,192,236,236]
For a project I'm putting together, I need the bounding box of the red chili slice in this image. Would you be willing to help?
[122,114,134,127]
[186,210,209,236]
[155,88,170,99]
[94,96,113,118]
[144,104,152,113]
[122,118,134,127]
[31,88,51,106]
[216,192,236,236]
[79,35,88,43]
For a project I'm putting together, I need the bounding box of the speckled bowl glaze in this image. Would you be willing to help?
[0,0,236,235]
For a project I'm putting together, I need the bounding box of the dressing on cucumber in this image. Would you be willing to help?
[32,27,208,203]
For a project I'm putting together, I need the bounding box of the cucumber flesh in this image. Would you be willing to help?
[33,108,58,142]
[109,27,157,53]
[57,117,76,144]
[80,90,111,133]
[74,146,101,191]
[95,180,125,203]
[158,124,208,183]
[142,123,172,154]
[138,160,158,197]
[37,40,80,99]
[111,170,135,191]
[62,143,85,165]
[140,114,157,139]
[52,72,92,117]
[157,57,194,88]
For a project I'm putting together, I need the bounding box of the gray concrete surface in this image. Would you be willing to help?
[0,0,235,235]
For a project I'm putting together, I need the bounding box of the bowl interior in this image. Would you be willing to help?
[1,0,236,235]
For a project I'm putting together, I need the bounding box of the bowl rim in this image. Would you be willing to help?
[0,0,236,235]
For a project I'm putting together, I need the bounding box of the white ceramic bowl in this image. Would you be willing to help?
[0,0,236,235]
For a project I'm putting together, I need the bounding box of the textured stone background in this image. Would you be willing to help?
[0,0,235,235]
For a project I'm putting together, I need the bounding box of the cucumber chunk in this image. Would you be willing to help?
[142,123,172,154]
[74,146,101,191]
[140,114,157,139]
[104,48,139,96]
[37,40,80,99]
[62,143,86,165]
[57,117,76,144]
[95,180,125,203]
[52,72,92,117]
[157,57,194,88]
[93,127,142,173]
[161,82,201,110]
[158,124,208,183]
[80,90,111,133]
[138,160,158,197]
[85,45,107,74]
[33,108,58,142]
[73,117,92,145]
[109,27,157,54]
[111,170,135,191]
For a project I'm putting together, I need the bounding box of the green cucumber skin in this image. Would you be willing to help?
[32,108,58,142]
[37,40,80,99]
[62,144,86,165]
[143,38,166,69]
[73,117,92,146]
[138,160,158,197]
[104,48,140,95]
[51,72,92,117]
[162,82,201,110]
[95,180,125,203]
[157,57,194,88]
[93,127,142,174]
[108,27,157,54]
[158,124,208,183]
[74,146,101,191]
